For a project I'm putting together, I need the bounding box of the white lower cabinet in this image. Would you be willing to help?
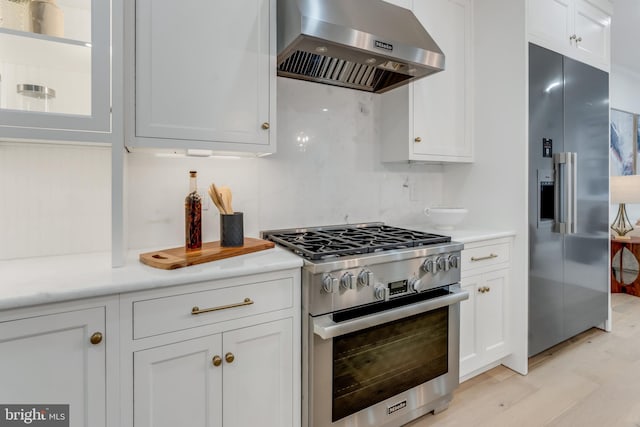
[134,319,293,427]
[459,238,512,380]
[122,269,301,427]
[0,298,118,427]
[134,335,222,427]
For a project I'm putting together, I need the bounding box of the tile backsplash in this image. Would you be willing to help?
[127,78,444,250]
[0,142,111,259]
[0,78,445,259]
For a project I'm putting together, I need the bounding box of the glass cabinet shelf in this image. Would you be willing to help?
[0,26,91,47]
[0,28,91,115]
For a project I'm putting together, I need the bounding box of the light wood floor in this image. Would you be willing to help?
[406,293,640,427]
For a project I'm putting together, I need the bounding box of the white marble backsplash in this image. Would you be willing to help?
[127,78,444,250]
[0,78,445,259]
[0,142,111,259]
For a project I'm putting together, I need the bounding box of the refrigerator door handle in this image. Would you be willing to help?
[570,152,577,234]
[566,152,573,235]
[553,153,568,234]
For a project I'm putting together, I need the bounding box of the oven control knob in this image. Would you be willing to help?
[322,274,338,293]
[421,259,435,273]
[374,285,390,301]
[435,256,447,272]
[448,255,460,269]
[357,269,373,287]
[340,272,356,290]
[408,276,422,292]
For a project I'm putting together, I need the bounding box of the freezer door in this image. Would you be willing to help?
[562,56,609,339]
[528,44,565,356]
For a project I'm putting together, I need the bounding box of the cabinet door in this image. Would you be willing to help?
[459,276,480,377]
[0,0,111,141]
[477,269,508,361]
[412,0,472,161]
[0,307,106,427]
[134,335,223,427]
[573,0,610,67]
[223,319,293,427]
[528,0,573,51]
[134,0,274,151]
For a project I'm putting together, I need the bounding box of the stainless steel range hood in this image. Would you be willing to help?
[277,0,445,94]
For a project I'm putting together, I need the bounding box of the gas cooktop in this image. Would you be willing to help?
[261,223,451,260]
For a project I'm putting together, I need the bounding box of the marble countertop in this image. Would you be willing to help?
[0,246,303,311]
[402,224,516,244]
[0,225,516,311]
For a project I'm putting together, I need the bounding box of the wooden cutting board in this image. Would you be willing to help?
[139,238,275,270]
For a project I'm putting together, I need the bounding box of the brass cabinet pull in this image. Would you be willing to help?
[261,122,270,130]
[212,355,222,367]
[414,137,422,143]
[191,298,254,315]
[225,352,235,364]
[470,253,498,262]
[478,286,491,294]
[90,332,103,345]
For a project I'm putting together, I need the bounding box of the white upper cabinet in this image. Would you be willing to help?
[0,0,112,142]
[127,0,276,155]
[381,0,473,163]
[527,0,612,70]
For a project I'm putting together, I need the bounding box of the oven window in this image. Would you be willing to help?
[332,306,449,422]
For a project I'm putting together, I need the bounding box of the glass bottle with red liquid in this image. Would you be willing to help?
[185,171,202,250]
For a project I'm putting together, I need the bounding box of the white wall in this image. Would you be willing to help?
[611,65,640,115]
[126,78,445,251]
[443,0,528,374]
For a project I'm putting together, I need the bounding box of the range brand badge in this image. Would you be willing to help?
[375,40,393,51]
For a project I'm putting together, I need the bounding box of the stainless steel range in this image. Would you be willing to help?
[262,223,468,427]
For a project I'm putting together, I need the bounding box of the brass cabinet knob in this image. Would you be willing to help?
[225,352,235,364]
[261,122,270,130]
[485,286,491,293]
[90,332,103,345]
[212,355,222,367]
[414,137,422,143]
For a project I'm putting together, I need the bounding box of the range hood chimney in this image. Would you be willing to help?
[277,0,445,94]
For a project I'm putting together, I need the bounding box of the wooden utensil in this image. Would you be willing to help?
[208,183,226,214]
[219,186,234,214]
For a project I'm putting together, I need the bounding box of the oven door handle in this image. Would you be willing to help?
[312,288,469,340]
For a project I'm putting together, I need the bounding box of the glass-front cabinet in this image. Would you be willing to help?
[0,0,111,142]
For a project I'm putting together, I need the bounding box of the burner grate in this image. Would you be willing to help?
[263,224,451,260]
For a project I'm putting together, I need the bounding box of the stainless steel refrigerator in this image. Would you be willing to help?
[528,43,609,357]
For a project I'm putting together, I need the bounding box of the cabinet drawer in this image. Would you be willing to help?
[133,278,293,339]
[461,242,510,272]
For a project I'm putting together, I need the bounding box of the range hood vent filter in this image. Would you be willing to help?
[278,50,412,93]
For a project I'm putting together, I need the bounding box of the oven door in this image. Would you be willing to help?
[308,286,468,427]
